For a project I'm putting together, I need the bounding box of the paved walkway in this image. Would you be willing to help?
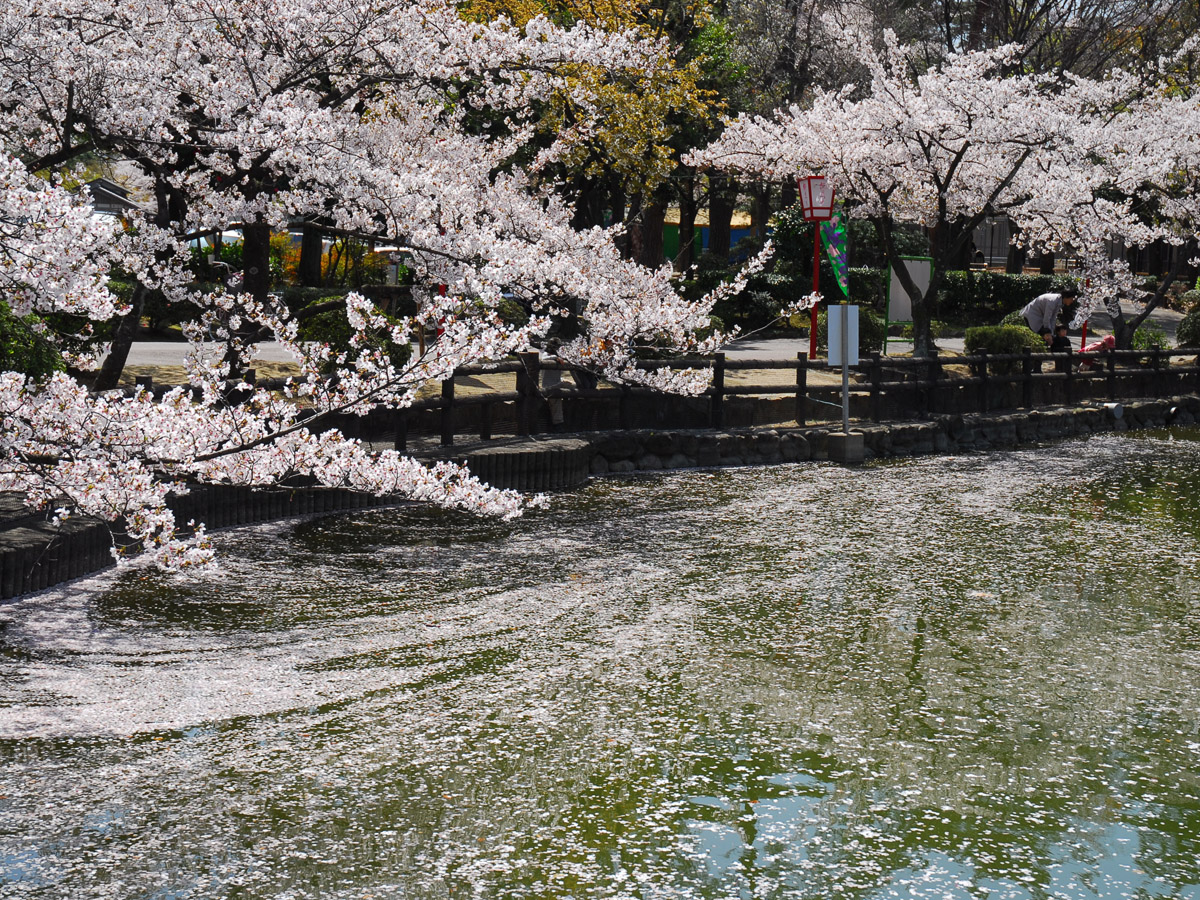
[119,301,1186,385]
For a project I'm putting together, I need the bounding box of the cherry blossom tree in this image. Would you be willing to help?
[689,33,1102,355]
[1010,62,1200,347]
[0,0,772,567]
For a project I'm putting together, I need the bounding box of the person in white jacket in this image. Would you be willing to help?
[1021,287,1079,342]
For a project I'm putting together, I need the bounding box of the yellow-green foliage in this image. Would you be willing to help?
[459,0,720,194]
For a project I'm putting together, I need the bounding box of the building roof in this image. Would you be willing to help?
[82,177,140,215]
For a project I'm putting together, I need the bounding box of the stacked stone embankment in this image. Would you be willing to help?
[0,486,396,601]
[3,395,1196,601]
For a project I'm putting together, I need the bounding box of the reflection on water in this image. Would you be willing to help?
[3,430,1200,898]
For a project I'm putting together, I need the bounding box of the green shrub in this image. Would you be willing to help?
[1178,307,1200,348]
[710,288,788,331]
[1131,321,1168,352]
[816,306,887,354]
[999,309,1026,328]
[279,287,347,315]
[0,302,64,380]
[1182,290,1200,311]
[848,267,886,311]
[899,320,951,340]
[965,324,1044,373]
[937,271,1079,326]
[296,301,411,374]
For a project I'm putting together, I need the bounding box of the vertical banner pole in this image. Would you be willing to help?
[810,225,821,360]
[841,303,850,434]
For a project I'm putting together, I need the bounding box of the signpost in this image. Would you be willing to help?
[827,302,858,434]
[826,302,864,463]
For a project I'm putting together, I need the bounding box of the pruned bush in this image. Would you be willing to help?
[816,306,887,354]
[296,302,411,374]
[938,271,1079,326]
[965,324,1044,373]
[0,301,64,380]
[1131,321,1168,352]
[1177,307,1200,348]
[999,309,1026,328]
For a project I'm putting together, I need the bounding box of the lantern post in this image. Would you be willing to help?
[797,175,836,360]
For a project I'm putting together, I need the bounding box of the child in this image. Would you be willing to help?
[1050,324,1073,373]
[1078,333,1116,371]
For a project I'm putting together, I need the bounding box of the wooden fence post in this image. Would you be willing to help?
[710,352,725,429]
[868,352,881,423]
[440,377,455,446]
[619,385,632,429]
[1106,350,1116,401]
[976,350,989,414]
[479,402,492,441]
[393,408,407,452]
[517,351,540,436]
[796,352,808,426]
[1064,352,1075,405]
[1022,348,1033,408]
[927,352,941,415]
[1152,345,1163,396]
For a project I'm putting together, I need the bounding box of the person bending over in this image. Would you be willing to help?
[1022,286,1079,343]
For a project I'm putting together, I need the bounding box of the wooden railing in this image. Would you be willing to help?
[122,346,1200,449]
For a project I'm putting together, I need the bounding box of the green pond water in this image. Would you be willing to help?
[3,430,1200,899]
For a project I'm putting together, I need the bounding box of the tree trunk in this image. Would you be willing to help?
[779,177,796,212]
[625,193,644,261]
[610,183,628,257]
[637,196,667,268]
[1112,245,1183,350]
[707,173,736,263]
[885,215,946,358]
[570,178,607,230]
[967,0,993,50]
[93,172,180,390]
[1006,229,1026,274]
[298,223,324,287]
[676,173,698,272]
[92,284,147,391]
[242,222,272,304]
[1038,250,1055,275]
[751,182,771,240]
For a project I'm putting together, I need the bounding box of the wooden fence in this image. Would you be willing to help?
[377,346,1200,448]
[126,346,1200,449]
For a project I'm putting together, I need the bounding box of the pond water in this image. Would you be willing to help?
[3,431,1200,899]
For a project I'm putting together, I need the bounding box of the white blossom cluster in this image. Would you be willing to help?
[0,0,766,566]
[689,32,1200,331]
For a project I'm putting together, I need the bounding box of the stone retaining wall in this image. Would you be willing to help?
[0,486,397,601]
[4,395,1197,601]
[582,397,1196,475]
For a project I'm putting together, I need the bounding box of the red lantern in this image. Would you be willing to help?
[797,174,835,222]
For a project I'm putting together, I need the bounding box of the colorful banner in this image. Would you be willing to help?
[821,213,850,297]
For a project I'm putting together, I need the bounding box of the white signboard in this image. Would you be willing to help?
[887,257,932,324]
[828,305,859,367]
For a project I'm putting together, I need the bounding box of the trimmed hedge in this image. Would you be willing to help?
[938,271,1079,326]
[1177,306,1200,348]
[296,301,411,374]
[965,324,1045,374]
